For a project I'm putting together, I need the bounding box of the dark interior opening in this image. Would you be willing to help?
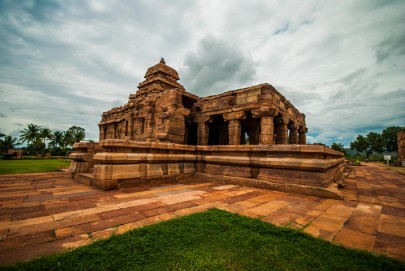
[182,95,196,110]
[208,115,229,145]
[185,119,198,145]
[240,111,260,145]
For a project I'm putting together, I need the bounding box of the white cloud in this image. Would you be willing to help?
[0,0,404,146]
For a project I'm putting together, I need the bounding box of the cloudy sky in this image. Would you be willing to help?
[0,0,404,146]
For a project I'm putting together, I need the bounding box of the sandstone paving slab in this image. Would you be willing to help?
[242,200,289,217]
[1,165,405,265]
[55,212,146,239]
[378,214,405,238]
[382,206,405,217]
[213,184,239,190]
[355,203,382,216]
[1,230,55,251]
[11,202,97,221]
[91,228,117,241]
[344,212,379,235]
[0,234,91,266]
[53,205,120,221]
[221,191,265,204]
[262,210,302,227]
[100,201,167,220]
[7,214,101,238]
[374,232,405,261]
[334,228,376,251]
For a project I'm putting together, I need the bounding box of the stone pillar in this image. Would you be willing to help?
[260,116,275,145]
[288,123,298,144]
[223,111,245,145]
[298,127,308,145]
[197,122,209,145]
[228,119,241,145]
[99,125,104,141]
[251,107,276,145]
[129,113,134,140]
[113,123,117,139]
[276,115,289,144]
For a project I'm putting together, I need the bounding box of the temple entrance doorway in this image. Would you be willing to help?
[208,115,229,145]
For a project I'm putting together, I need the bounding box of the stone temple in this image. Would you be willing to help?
[70,59,345,199]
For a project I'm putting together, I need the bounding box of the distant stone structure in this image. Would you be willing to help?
[398,131,405,166]
[70,59,344,199]
[7,149,23,159]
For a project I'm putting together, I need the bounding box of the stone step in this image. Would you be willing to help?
[76,173,94,186]
[402,160,405,167]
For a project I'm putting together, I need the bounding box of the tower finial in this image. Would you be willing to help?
[160,57,165,64]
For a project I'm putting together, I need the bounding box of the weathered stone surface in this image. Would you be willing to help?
[68,59,346,196]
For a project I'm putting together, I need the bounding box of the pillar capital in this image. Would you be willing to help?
[193,115,211,123]
[276,115,289,124]
[288,122,298,130]
[223,111,246,121]
[299,126,308,133]
[251,107,277,118]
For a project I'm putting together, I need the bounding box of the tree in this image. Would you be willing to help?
[62,130,74,148]
[330,142,346,155]
[49,131,63,148]
[20,124,42,145]
[0,135,18,154]
[350,132,384,158]
[67,126,85,144]
[381,126,405,153]
[40,128,53,149]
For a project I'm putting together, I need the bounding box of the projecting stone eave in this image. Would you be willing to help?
[137,77,185,91]
[197,83,271,100]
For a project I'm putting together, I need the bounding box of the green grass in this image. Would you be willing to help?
[0,159,70,175]
[3,209,404,271]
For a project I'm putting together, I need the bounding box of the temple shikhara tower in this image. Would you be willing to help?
[70,59,345,199]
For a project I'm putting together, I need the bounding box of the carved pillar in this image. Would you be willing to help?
[299,127,308,145]
[197,122,209,145]
[129,113,134,140]
[113,123,117,139]
[260,116,274,145]
[288,123,298,144]
[224,111,245,145]
[276,115,289,144]
[228,119,241,145]
[251,107,276,145]
[99,125,104,141]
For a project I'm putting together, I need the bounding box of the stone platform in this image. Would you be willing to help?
[70,140,345,199]
[0,163,404,265]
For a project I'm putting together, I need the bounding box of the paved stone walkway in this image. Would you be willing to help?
[0,163,404,266]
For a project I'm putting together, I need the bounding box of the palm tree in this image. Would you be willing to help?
[40,128,53,148]
[49,131,63,148]
[0,135,18,153]
[62,130,74,148]
[20,124,42,145]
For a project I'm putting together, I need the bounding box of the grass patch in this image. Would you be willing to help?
[0,159,70,175]
[3,209,404,270]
